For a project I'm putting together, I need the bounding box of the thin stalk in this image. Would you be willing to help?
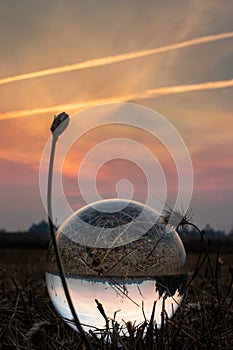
[47,135,93,350]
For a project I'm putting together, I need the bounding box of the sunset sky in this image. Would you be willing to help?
[0,0,233,232]
[46,273,183,331]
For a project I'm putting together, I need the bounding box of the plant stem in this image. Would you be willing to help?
[47,135,93,350]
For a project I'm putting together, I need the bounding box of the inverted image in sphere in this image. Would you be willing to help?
[46,199,187,332]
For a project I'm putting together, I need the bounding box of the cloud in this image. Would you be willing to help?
[0,31,232,86]
[0,77,232,121]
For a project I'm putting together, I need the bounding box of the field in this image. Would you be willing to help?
[0,246,232,349]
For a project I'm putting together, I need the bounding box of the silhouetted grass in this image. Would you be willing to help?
[0,243,232,349]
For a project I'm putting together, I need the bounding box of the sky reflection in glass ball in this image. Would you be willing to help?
[46,199,187,332]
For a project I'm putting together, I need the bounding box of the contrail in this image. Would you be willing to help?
[0,78,232,121]
[0,32,233,86]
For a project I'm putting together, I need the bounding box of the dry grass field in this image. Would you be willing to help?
[0,245,232,349]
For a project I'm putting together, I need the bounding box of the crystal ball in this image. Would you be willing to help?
[46,199,187,332]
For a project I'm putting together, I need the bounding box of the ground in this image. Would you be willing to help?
[0,247,232,349]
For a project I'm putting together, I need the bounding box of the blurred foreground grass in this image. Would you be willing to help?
[0,247,232,349]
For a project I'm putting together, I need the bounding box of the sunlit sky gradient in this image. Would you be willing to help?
[46,273,183,331]
[0,0,233,232]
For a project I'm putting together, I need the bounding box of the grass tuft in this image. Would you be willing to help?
[0,238,232,349]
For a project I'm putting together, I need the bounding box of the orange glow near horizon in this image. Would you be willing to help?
[0,0,233,232]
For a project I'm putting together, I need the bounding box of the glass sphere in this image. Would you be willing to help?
[46,199,187,333]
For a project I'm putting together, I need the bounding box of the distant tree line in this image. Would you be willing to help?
[27,220,50,233]
[0,220,233,250]
[178,224,226,237]
[178,224,233,253]
[0,220,50,248]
